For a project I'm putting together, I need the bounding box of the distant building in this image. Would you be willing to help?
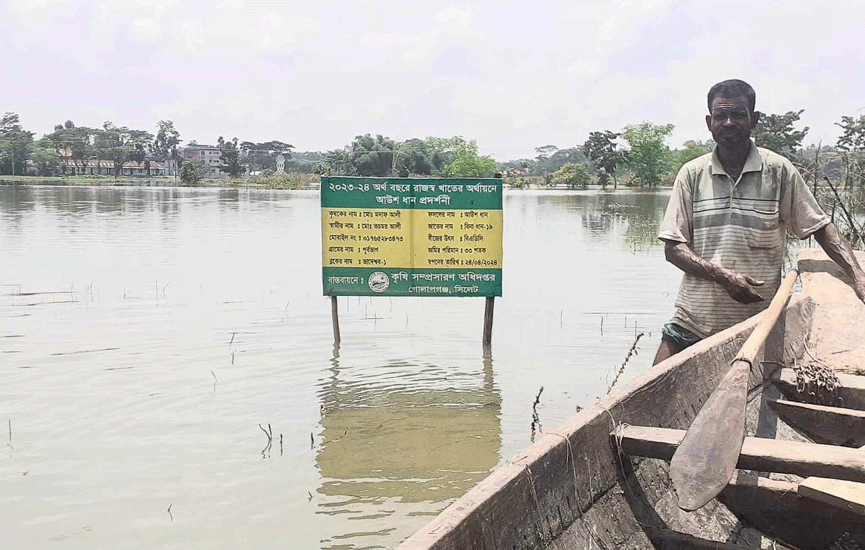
[52,149,166,176]
[181,144,226,178]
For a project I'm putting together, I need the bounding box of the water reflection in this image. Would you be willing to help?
[0,185,36,229]
[0,185,680,550]
[316,346,500,548]
[505,190,669,252]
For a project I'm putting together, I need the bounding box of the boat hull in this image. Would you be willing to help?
[397,249,865,550]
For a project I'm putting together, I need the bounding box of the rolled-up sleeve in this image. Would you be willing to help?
[658,166,693,244]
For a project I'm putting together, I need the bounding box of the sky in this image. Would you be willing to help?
[2,0,864,161]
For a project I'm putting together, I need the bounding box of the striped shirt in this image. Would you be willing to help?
[658,142,828,338]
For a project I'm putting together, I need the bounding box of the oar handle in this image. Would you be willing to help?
[734,270,799,365]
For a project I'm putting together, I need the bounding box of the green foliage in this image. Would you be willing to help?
[96,122,153,177]
[0,112,35,175]
[676,140,712,170]
[324,148,351,175]
[240,140,294,172]
[535,145,558,162]
[217,136,243,178]
[46,122,97,175]
[393,138,432,177]
[423,136,467,173]
[445,140,496,177]
[179,159,208,185]
[542,148,587,175]
[836,115,865,151]
[286,151,326,173]
[753,110,808,155]
[28,141,61,176]
[153,120,181,174]
[832,115,865,221]
[499,145,587,176]
[245,172,319,189]
[583,131,625,188]
[349,134,396,176]
[622,122,674,187]
[549,163,591,189]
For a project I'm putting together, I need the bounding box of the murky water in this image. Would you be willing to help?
[0,185,681,549]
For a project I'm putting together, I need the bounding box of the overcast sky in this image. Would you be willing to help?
[2,0,864,161]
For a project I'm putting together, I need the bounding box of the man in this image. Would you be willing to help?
[653,79,865,365]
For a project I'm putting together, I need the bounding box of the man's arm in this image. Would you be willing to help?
[812,223,865,302]
[663,240,765,304]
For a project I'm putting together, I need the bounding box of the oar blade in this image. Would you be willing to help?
[670,361,750,510]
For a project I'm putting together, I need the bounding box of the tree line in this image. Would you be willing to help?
[2,109,865,220]
[0,114,297,183]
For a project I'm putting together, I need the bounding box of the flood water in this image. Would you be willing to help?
[0,184,681,550]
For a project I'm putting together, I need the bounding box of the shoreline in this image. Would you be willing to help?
[0,175,673,192]
[0,175,320,190]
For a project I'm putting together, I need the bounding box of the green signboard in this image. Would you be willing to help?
[321,176,503,297]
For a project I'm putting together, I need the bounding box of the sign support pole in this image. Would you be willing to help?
[482,296,495,346]
[331,296,341,345]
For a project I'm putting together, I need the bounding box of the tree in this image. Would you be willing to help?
[179,159,208,185]
[0,113,34,176]
[546,148,587,172]
[583,131,625,189]
[622,122,674,187]
[217,136,243,178]
[676,140,712,170]
[153,120,181,177]
[834,115,865,195]
[445,140,496,177]
[95,122,153,178]
[549,163,591,189]
[46,122,98,175]
[752,110,809,156]
[535,144,558,162]
[349,134,396,176]
[836,115,865,151]
[28,141,61,176]
[423,136,471,174]
[393,138,432,177]
[324,148,351,175]
[239,140,294,172]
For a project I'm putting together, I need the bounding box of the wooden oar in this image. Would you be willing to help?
[670,269,799,511]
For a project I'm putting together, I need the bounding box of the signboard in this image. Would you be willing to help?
[321,176,503,297]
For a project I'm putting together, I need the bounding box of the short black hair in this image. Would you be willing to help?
[707,79,756,115]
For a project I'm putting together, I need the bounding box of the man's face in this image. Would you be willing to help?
[706,95,758,149]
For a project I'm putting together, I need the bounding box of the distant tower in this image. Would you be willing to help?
[276,154,285,174]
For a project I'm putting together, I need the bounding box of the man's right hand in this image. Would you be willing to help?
[664,240,766,304]
[720,271,765,304]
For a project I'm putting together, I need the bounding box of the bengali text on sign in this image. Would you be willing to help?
[321,177,503,297]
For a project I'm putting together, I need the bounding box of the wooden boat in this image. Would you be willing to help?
[397,249,865,550]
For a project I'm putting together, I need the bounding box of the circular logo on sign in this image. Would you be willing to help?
[368,272,390,293]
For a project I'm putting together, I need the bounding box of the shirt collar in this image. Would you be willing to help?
[709,140,763,176]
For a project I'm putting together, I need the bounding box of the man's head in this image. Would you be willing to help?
[706,79,759,150]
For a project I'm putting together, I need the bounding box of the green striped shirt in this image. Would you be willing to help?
[658,142,828,338]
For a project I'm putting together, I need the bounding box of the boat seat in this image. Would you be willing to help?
[768,398,865,447]
[798,477,865,516]
[612,425,865,483]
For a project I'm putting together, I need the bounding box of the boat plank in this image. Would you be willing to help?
[719,472,865,548]
[799,477,865,515]
[768,399,865,446]
[615,425,865,482]
[643,527,795,550]
[773,368,865,410]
